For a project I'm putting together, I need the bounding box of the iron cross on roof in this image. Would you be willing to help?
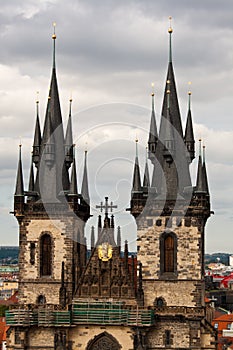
[96,197,117,216]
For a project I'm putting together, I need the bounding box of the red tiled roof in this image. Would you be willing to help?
[0,291,18,306]
[212,314,233,332]
[0,317,6,343]
[2,325,9,341]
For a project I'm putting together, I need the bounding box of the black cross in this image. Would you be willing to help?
[96,197,117,216]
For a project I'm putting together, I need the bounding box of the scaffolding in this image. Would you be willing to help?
[6,301,154,327]
[6,308,71,327]
[72,301,154,326]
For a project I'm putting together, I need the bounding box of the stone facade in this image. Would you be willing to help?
[6,23,217,350]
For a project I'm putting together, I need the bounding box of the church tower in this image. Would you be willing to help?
[130,19,215,349]
[7,20,216,350]
[8,25,90,349]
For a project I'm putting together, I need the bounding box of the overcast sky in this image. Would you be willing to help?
[0,0,233,254]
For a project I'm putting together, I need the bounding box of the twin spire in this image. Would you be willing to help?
[15,24,90,207]
[131,17,210,205]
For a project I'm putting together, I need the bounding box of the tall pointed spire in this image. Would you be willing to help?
[195,139,205,193]
[91,226,95,250]
[160,18,183,137]
[28,156,35,192]
[98,215,102,239]
[131,139,142,194]
[32,97,41,167]
[38,23,70,201]
[69,146,78,196]
[117,226,121,252]
[65,98,74,169]
[15,144,24,196]
[202,145,209,195]
[148,83,158,161]
[143,148,150,192]
[81,150,90,205]
[184,84,195,163]
[163,81,175,163]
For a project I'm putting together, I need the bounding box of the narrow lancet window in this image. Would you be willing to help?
[40,233,52,276]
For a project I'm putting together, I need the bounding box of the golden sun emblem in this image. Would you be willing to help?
[98,242,113,261]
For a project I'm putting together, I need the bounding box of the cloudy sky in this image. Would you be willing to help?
[0,0,233,253]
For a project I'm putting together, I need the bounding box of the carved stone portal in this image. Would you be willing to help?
[87,332,121,350]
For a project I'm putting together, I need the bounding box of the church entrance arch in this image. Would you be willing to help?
[86,332,121,350]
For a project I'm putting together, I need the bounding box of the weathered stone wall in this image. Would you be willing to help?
[137,216,204,307]
[69,325,134,350]
[18,216,79,305]
[28,327,54,349]
[143,280,204,307]
[147,320,202,349]
[138,217,202,280]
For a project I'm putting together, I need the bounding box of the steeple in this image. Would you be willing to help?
[184,85,195,163]
[202,145,209,195]
[43,102,55,167]
[160,18,183,137]
[143,148,150,193]
[98,215,102,239]
[65,98,74,169]
[91,226,95,251]
[69,147,78,196]
[117,226,121,253]
[28,156,35,192]
[131,139,142,194]
[37,24,70,201]
[148,19,192,200]
[32,97,41,167]
[195,139,205,193]
[15,144,24,196]
[163,80,175,163]
[81,151,90,205]
[148,83,158,161]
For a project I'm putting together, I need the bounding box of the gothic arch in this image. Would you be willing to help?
[160,231,177,276]
[40,232,52,277]
[86,332,121,350]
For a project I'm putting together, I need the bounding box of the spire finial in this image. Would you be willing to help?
[199,138,202,158]
[168,16,173,63]
[151,82,155,111]
[69,95,73,117]
[203,144,206,163]
[135,137,139,157]
[52,22,56,69]
[188,81,192,110]
[36,91,39,116]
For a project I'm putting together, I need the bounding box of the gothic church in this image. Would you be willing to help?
[6,21,217,350]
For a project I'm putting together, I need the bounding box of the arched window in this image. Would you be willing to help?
[37,294,46,304]
[86,332,121,350]
[40,233,52,276]
[164,235,174,272]
[160,232,177,276]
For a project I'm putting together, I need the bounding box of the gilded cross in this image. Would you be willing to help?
[96,196,117,216]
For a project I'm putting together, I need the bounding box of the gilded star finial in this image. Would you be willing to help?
[52,22,56,40]
[36,91,39,104]
[188,81,192,96]
[168,16,173,33]
[151,82,155,97]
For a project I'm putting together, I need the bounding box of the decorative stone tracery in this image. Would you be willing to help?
[86,332,121,350]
